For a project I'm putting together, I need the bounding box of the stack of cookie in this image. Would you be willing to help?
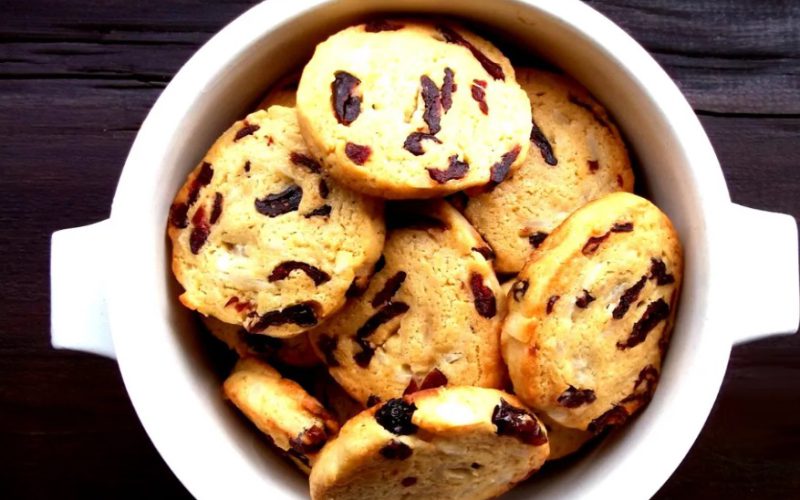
[167,19,683,500]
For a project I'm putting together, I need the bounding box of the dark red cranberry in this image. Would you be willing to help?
[318,179,329,199]
[209,192,223,224]
[364,20,403,32]
[419,368,448,390]
[617,298,670,350]
[469,273,496,318]
[354,337,375,367]
[436,25,505,80]
[557,386,597,408]
[575,290,595,308]
[612,222,633,232]
[491,398,547,445]
[488,145,521,187]
[421,75,442,135]
[371,271,407,308]
[289,425,328,454]
[255,184,302,217]
[375,398,418,435]
[588,405,628,434]
[345,142,371,165]
[470,80,489,115]
[304,205,332,218]
[380,439,413,459]
[169,202,190,228]
[441,67,456,112]
[427,155,469,183]
[621,365,660,404]
[246,301,320,333]
[189,207,210,254]
[649,258,675,285]
[357,302,410,339]
[289,152,322,173]
[331,71,362,125]
[401,477,417,487]
[529,231,548,249]
[612,276,647,319]
[269,261,331,286]
[546,295,560,314]
[530,118,557,166]
[587,160,599,173]
[582,233,610,255]
[234,122,260,142]
[403,132,441,156]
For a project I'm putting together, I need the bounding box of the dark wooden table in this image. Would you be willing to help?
[1,0,798,498]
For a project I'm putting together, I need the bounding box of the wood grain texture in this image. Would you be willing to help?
[0,0,798,498]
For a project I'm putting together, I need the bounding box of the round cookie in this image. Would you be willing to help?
[223,357,340,473]
[168,105,385,338]
[309,201,505,405]
[296,20,532,199]
[200,315,320,368]
[538,414,594,461]
[309,387,549,500]
[502,192,682,432]
[465,68,634,274]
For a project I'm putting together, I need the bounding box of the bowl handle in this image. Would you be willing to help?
[50,219,116,359]
[723,204,799,345]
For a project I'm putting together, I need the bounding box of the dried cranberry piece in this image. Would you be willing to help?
[403,132,441,156]
[492,398,547,445]
[649,258,675,285]
[575,290,595,308]
[530,118,557,166]
[568,94,610,128]
[588,160,599,173]
[472,246,495,261]
[546,295,560,314]
[357,302,410,339]
[169,202,190,228]
[511,280,529,302]
[234,122,260,142]
[471,463,482,469]
[243,160,251,173]
[195,161,214,187]
[427,155,469,184]
[380,439,413,459]
[289,152,322,174]
[304,205,332,218]
[371,271,407,308]
[240,331,283,355]
[366,395,382,407]
[210,192,223,224]
[582,233,610,255]
[419,368,448,390]
[189,207,210,254]
[375,398,418,435]
[588,405,628,434]
[441,67,456,112]
[171,162,215,228]
[612,276,647,319]
[289,425,328,454]
[375,255,386,272]
[617,174,624,187]
[331,71,362,125]
[437,25,505,80]
[269,261,331,286]
[403,378,419,396]
[557,386,597,408]
[346,279,366,298]
[246,301,320,333]
[316,334,339,366]
[470,79,489,115]
[617,298,670,350]
[401,477,417,487]
[364,20,403,32]
[225,296,239,307]
[345,142,371,165]
[488,145,521,187]
[612,222,634,232]
[318,179,329,199]
[420,75,442,135]
[529,231,548,249]
[621,365,660,404]
[469,273,496,318]
[354,338,375,367]
[255,185,302,217]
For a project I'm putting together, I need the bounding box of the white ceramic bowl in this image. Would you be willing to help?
[50,1,799,499]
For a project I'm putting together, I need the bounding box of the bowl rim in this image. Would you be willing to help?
[107,1,733,499]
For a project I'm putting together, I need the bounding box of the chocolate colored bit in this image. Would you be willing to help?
[403,132,441,156]
[588,160,599,173]
[371,271,407,308]
[612,276,647,319]
[470,79,489,115]
[364,20,403,32]
[316,334,339,366]
[530,118,557,166]
[304,205,332,218]
[331,71,362,125]
[401,477,417,487]
[255,185,302,217]
[189,207,209,254]
[588,405,628,434]
[546,295,560,314]
[354,338,375,367]
[612,222,634,232]
[528,231,548,249]
[289,425,328,454]
[289,152,322,173]
[269,261,331,286]
[582,233,610,255]
[621,365,660,404]
[421,75,442,134]
[511,280,529,302]
[441,67,456,111]
[345,142,371,165]
[617,298,670,350]
[170,162,215,228]
[419,368,448,390]
[169,203,190,229]
[318,179,329,199]
[469,273,496,318]
[557,386,597,408]
[427,155,469,183]
[246,301,319,333]
[437,24,505,80]
[375,398,418,435]
[649,258,675,285]
[380,440,413,459]
[575,289,595,308]
[234,122,260,142]
[492,398,547,445]
[209,192,223,224]
[357,302,410,339]
[488,145,521,187]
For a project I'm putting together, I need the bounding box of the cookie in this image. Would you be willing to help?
[309,386,549,500]
[223,357,340,472]
[296,20,532,199]
[539,414,594,461]
[502,192,682,432]
[464,68,634,274]
[168,105,385,338]
[200,315,320,368]
[256,71,299,109]
[308,201,505,405]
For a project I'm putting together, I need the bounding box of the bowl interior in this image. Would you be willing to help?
[110,1,732,499]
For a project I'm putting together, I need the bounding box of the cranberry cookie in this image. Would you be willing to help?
[308,201,505,405]
[296,21,531,198]
[465,68,634,274]
[309,387,549,500]
[223,357,340,472]
[502,192,682,431]
[168,106,385,338]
